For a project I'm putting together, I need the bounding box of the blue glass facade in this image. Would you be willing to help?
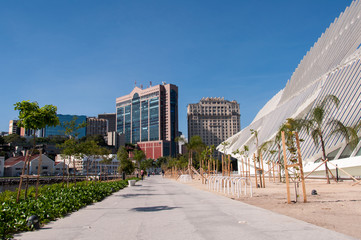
[149,97,159,141]
[131,94,141,143]
[124,105,131,143]
[141,100,149,141]
[44,114,86,138]
[116,94,160,144]
[115,84,178,157]
[116,107,124,134]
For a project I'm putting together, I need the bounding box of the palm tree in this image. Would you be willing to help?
[220,141,230,176]
[300,94,340,184]
[175,135,204,176]
[330,119,361,151]
[133,149,146,172]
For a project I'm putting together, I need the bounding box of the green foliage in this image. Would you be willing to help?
[140,158,155,170]
[14,101,59,131]
[330,119,361,150]
[3,134,27,146]
[61,116,86,139]
[133,149,146,168]
[155,156,168,168]
[0,180,128,239]
[80,134,107,146]
[117,147,134,175]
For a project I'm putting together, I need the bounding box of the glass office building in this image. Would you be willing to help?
[44,114,87,138]
[116,83,178,159]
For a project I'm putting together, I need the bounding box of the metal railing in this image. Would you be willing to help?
[207,175,252,198]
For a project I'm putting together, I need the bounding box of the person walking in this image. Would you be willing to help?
[140,169,144,180]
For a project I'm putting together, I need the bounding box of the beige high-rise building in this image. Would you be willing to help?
[187,97,240,148]
[9,120,20,135]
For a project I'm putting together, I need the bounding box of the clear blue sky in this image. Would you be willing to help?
[0,0,352,137]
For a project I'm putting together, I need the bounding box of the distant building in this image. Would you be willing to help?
[0,132,8,137]
[116,83,179,159]
[44,114,87,138]
[0,156,4,177]
[55,154,119,175]
[53,162,67,176]
[187,97,240,148]
[86,117,108,136]
[9,120,21,135]
[98,113,116,132]
[4,154,54,177]
[107,131,125,149]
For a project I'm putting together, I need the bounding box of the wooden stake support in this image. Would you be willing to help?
[281,131,307,204]
[260,153,265,188]
[253,153,258,188]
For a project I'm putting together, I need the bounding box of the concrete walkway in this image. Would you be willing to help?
[16,176,355,240]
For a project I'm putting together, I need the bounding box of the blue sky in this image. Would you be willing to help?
[0,0,352,137]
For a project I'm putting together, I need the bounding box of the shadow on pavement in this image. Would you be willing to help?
[131,206,180,212]
[117,193,175,198]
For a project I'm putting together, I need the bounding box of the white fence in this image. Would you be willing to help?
[207,175,252,198]
[179,174,192,183]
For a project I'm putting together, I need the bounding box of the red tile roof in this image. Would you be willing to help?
[4,155,40,167]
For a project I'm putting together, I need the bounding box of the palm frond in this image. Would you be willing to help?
[320,94,340,109]
[311,129,320,146]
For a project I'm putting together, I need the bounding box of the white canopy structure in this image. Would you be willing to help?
[218,0,361,174]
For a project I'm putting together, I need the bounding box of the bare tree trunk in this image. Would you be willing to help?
[73,158,77,186]
[66,157,70,187]
[16,150,29,202]
[320,134,330,184]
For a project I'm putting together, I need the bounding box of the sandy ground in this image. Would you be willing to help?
[180,176,361,239]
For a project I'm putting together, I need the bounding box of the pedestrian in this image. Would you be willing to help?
[161,169,165,178]
[140,169,144,180]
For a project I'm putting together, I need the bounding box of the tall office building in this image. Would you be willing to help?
[98,113,116,132]
[188,97,240,148]
[116,83,178,159]
[86,117,108,136]
[44,114,87,138]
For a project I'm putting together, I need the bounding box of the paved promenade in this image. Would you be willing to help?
[16,176,355,240]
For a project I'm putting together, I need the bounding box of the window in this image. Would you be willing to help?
[326,148,340,160]
[355,146,361,156]
[339,144,353,159]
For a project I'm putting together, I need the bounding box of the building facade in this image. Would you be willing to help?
[9,120,21,135]
[218,0,361,176]
[116,83,178,159]
[188,97,240,148]
[86,117,108,136]
[98,113,116,132]
[0,156,4,177]
[4,154,55,177]
[44,114,87,138]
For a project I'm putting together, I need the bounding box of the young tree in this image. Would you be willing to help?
[176,135,204,176]
[133,149,146,171]
[220,141,230,176]
[117,146,135,176]
[299,95,340,184]
[14,100,59,201]
[57,117,87,185]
